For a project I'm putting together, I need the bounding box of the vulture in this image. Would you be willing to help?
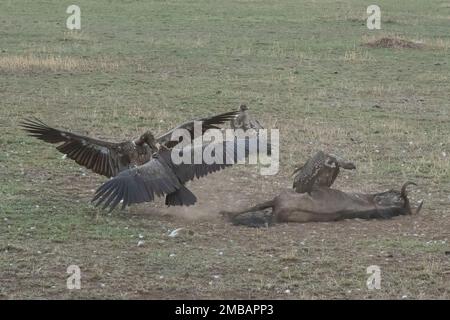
[20,111,238,178]
[21,111,268,210]
[92,136,266,210]
[230,104,264,131]
[292,151,356,194]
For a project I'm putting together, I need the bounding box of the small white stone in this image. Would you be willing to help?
[169,253,176,257]
[284,289,291,294]
[213,275,220,279]
[137,240,145,247]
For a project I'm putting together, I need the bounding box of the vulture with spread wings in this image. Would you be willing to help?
[92,136,266,210]
[20,111,238,178]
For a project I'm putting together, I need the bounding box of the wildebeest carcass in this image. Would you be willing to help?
[221,151,423,227]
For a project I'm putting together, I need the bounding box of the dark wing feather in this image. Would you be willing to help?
[92,155,182,211]
[156,110,238,147]
[164,136,264,183]
[292,151,326,193]
[93,136,266,211]
[20,118,125,177]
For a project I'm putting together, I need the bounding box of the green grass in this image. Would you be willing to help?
[0,0,449,299]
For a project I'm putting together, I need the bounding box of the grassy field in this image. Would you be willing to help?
[1,0,449,299]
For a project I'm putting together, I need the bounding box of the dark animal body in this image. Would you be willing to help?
[20,111,238,178]
[20,118,157,178]
[21,111,260,209]
[223,182,423,226]
[92,136,263,210]
[222,151,422,226]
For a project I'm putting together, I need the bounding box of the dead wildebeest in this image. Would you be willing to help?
[222,182,423,227]
[221,151,423,227]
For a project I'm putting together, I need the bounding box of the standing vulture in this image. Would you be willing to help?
[230,104,264,131]
[20,110,238,178]
[292,151,356,194]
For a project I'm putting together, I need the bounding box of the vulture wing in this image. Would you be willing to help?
[93,136,263,211]
[92,155,182,211]
[20,118,130,177]
[292,151,327,193]
[156,110,238,148]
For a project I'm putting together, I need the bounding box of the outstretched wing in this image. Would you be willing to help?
[161,137,248,183]
[156,110,238,148]
[92,155,182,211]
[20,118,127,177]
[93,136,265,211]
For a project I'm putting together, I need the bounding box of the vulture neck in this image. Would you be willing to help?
[134,133,157,151]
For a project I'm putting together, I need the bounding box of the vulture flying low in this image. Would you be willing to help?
[20,111,238,178]
[21,111,270,210]
[93,136,267,211]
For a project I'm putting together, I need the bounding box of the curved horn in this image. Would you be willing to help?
[401,181,417,199]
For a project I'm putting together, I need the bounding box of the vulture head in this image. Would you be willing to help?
[239,104,248,111]
[135,131,158,150]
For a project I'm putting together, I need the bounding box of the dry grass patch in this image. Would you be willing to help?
[0,54,120,73]
[341,47,374,62]
[61,31,93,42]
[429,38,450,51]
[364,35,424,49]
